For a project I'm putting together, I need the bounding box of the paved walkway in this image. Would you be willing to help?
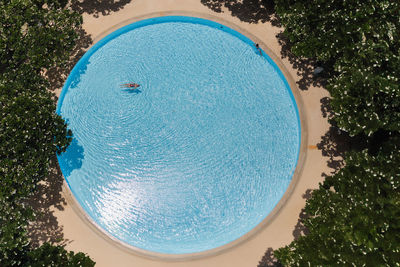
[52,1,330,266]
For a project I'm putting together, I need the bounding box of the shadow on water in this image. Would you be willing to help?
[201,0,279,25]
[121,88,142,94]
[47,0,131,91]
[25,159,70,248]
[48,0,133,93]
[36,0,134,249]
[69,59,89,90]
[47,28,93,93]
[26,138,85,246]
[57,138,85,178]
[46,0,136,91]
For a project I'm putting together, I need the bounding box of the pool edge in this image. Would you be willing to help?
[58,10,309,261]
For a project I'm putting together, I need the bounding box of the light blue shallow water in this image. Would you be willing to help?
[57,16,300,254]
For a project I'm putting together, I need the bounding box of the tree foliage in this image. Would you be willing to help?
[0,81,72,199]
[26,243,95,267]
[0,0,82,75]
[0,200,32,266]
[273,0,400,265]
[274,138,400,266]
[328,42,400,136]
[0,0,93,265]
[274,0,400,136]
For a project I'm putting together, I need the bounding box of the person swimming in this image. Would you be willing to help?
[255,43,262,56]
[120,83,140,89]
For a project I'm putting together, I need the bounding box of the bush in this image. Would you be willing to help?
[274,0,400,136]
[0,0,94,265]
[274,138,400,266]
[273,1,400,265]
[26,243,95,267]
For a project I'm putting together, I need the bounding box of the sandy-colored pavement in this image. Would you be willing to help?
[50,1,331,266]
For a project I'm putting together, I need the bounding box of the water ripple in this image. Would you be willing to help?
[58,19,300,254]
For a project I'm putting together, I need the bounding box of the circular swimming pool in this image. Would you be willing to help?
[57,16,300,255]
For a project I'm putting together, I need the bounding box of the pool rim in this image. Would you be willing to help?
[58,11,308,261]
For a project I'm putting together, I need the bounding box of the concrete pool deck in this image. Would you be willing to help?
[51,0,331,266]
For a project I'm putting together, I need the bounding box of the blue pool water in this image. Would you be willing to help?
[57,16,300,254]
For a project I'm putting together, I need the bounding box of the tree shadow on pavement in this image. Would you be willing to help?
[201,0,279,25]
[36,0,135,247]
[47,28,93,94]
[291,189,312,241]
[258,189,312,266]
[200,1,330,91]
[318,97,369,174]
[26,159,70,248]
[48,0,133,93]
[71,0,132,17]
[258,247,282,267]
[276,32,329,91]
[288,97,374,244]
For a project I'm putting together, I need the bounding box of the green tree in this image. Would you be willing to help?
[0,0,94,265]
[0,200,32,266]
[26,243,95,267]
[274,0,400,136]
[274,138,400,266]
[328,42,400,136]
[0,0,82,76]
[0,81,72,199]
